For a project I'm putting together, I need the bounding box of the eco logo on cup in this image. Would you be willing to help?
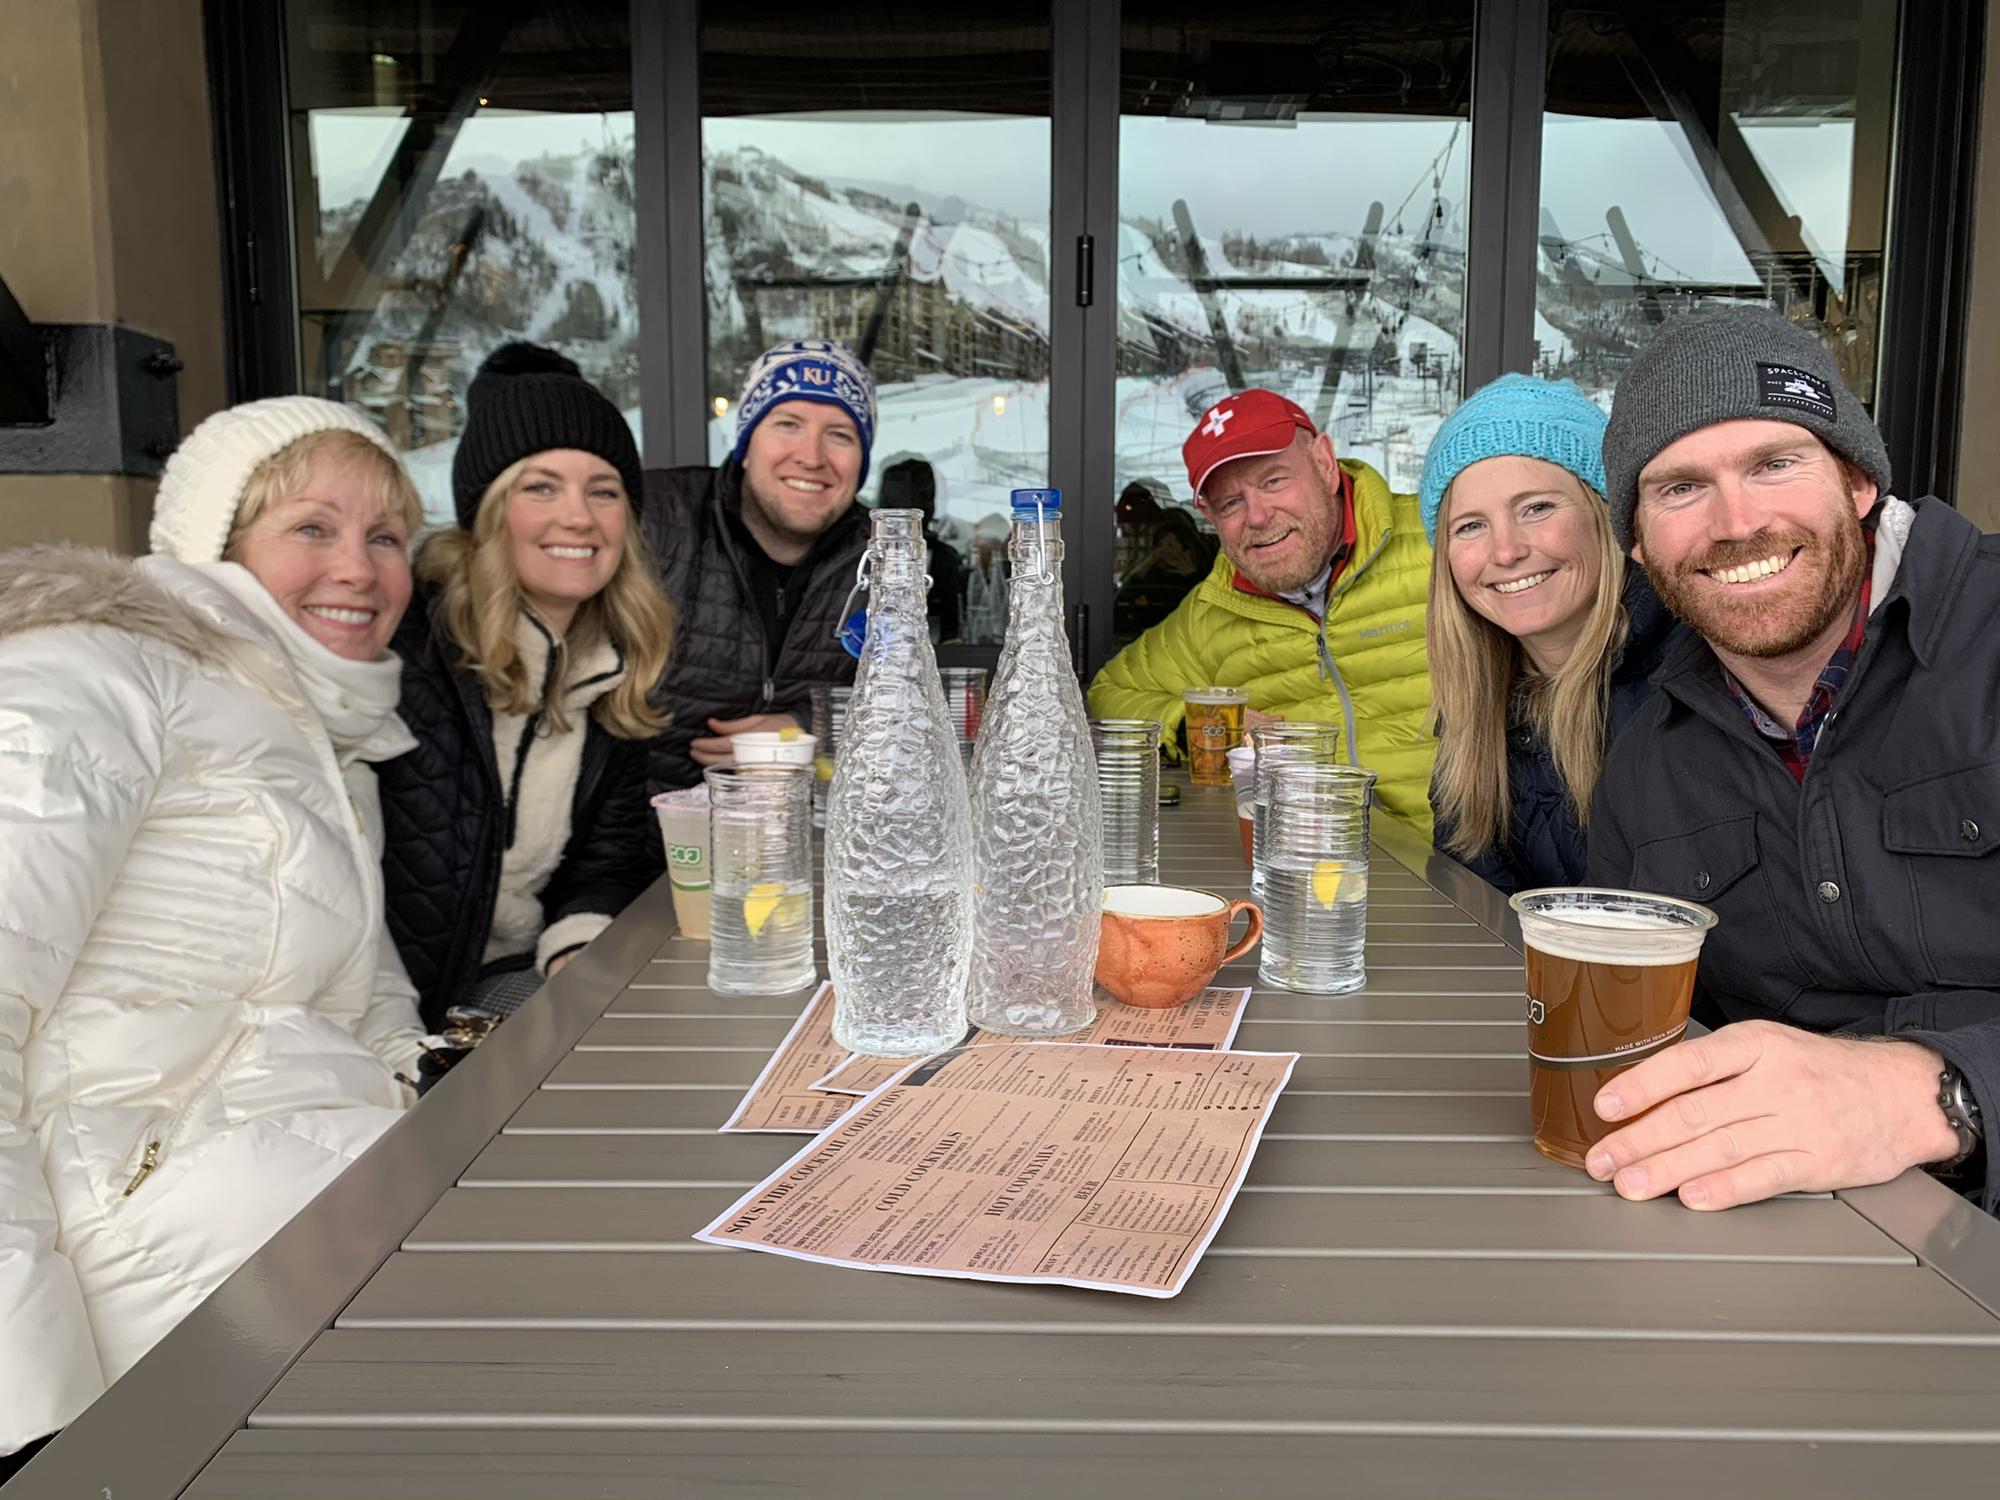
[652,789,714,940]
[1183,686,1248,787]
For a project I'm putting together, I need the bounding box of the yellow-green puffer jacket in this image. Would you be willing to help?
[1088,458,1436,837]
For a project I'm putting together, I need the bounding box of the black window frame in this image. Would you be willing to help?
[206,0,1986,674]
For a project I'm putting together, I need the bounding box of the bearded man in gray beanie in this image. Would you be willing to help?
[1581,305,2000,1219]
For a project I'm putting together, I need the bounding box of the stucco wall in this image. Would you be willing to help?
[0,0,226,551]
[1955,10,2000,531]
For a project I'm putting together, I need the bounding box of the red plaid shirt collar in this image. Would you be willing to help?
[1721,533,1876,782]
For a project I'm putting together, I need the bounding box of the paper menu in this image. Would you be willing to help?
[717,983,854,1134]
[811,985,1254,1095]
[697,1043,1298,1298]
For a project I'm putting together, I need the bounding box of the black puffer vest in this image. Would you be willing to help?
[1436,568,1684,895]
[377,585,661,1029]
[638,460,865,791]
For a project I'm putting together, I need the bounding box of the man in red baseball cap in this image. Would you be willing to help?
[1089,389,1438,834]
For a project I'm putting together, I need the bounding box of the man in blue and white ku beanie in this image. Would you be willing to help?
[638,338,880,791]
[732,339,878,486]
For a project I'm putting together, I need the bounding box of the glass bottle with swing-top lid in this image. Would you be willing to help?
[824,508,975,1057]
[965,488,1103,1036]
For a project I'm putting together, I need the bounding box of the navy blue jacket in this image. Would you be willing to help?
[1435,568,1682,895]
[1590,498,2000,1214]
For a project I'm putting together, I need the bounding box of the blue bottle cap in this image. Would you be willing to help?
[837,608,868,659]
[1009,487,1062,513]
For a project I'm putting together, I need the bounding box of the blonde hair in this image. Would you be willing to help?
[1427,480,1628,860]
[223,428,424,556]
[417,458,672,739]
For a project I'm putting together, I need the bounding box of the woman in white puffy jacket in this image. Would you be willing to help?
[0,398,428,1472]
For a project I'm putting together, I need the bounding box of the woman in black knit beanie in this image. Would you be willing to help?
[376,343,675,1025]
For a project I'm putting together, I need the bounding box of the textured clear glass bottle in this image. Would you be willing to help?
[825,509,975,1058]
[966,489,1103,1036]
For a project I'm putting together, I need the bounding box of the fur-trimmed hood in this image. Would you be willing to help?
[0,544,415,764]
[0,544,229,662]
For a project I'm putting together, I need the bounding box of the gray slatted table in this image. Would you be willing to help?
[16,780,2000,1499]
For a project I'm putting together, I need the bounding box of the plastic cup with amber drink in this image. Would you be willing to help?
[1183,686,1249,786]
[1509,889,1718,1168]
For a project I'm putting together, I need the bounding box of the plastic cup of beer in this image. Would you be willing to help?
[1183,686,1249,787]
[651,788,713,940]
[1508,888,1719,1169]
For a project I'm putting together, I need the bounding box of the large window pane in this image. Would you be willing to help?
[286,2,636,521]
[1114,4,1474,645]
[702,5,1052,645]
[1538,1,1896,409]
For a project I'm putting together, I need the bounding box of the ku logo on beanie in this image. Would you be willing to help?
[731,339,879,487]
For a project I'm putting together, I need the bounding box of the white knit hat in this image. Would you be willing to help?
[149,397,403,565]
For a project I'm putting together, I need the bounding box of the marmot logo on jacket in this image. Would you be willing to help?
[1356,618,1413,640]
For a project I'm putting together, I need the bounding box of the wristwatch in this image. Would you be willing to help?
[1933,1064,1984,1174]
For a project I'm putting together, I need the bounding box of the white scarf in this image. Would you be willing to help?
[192,562,417,765]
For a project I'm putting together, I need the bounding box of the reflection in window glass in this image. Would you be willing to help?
[286,2,636,521]
[1115,5,1473,645]
[1537,1,1895,411]
[703,7,1052,645]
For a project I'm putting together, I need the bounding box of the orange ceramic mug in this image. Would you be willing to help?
[1094,884,1265,1009]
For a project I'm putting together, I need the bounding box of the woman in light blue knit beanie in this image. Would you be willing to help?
[1419,373,1682,894]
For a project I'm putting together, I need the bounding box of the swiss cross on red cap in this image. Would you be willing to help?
[1183,390,1318,499]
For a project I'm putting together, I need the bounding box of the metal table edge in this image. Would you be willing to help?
[5,880,680,1500]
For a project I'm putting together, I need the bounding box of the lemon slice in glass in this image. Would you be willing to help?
[1311,861,1344,909]
[743,882,796,939]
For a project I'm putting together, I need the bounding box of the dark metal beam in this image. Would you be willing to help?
[1185,273,1371,294]
[635,0,708,467]
[203,0,298,400]
[0,270,49,425]
[1619,13,1819,306]
[1049,0,1117,677]
[312,5,517,396]
[858,202,925,366]
[399,207,487,445]
[0,325,183,475]
[1463,0,1549,385]
[1605,207,1666,326]
[1355,200,1384,272]
[1170,198,1247,391]
[1877,0,1985,501]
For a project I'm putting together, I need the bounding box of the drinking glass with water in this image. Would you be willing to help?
[1249,721,1343,900]
[1258,763,1378,994]
[705,765,817,996]
[808,684,854,830]
[1090,718,1161,886]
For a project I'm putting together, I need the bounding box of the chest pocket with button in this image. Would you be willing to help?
[1881,761,2000,988]
[1629,813,1762,905]
[1628,813,1801,1016]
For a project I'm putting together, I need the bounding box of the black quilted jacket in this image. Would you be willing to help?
[639,460,865,792]
[377,585,663,1029]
